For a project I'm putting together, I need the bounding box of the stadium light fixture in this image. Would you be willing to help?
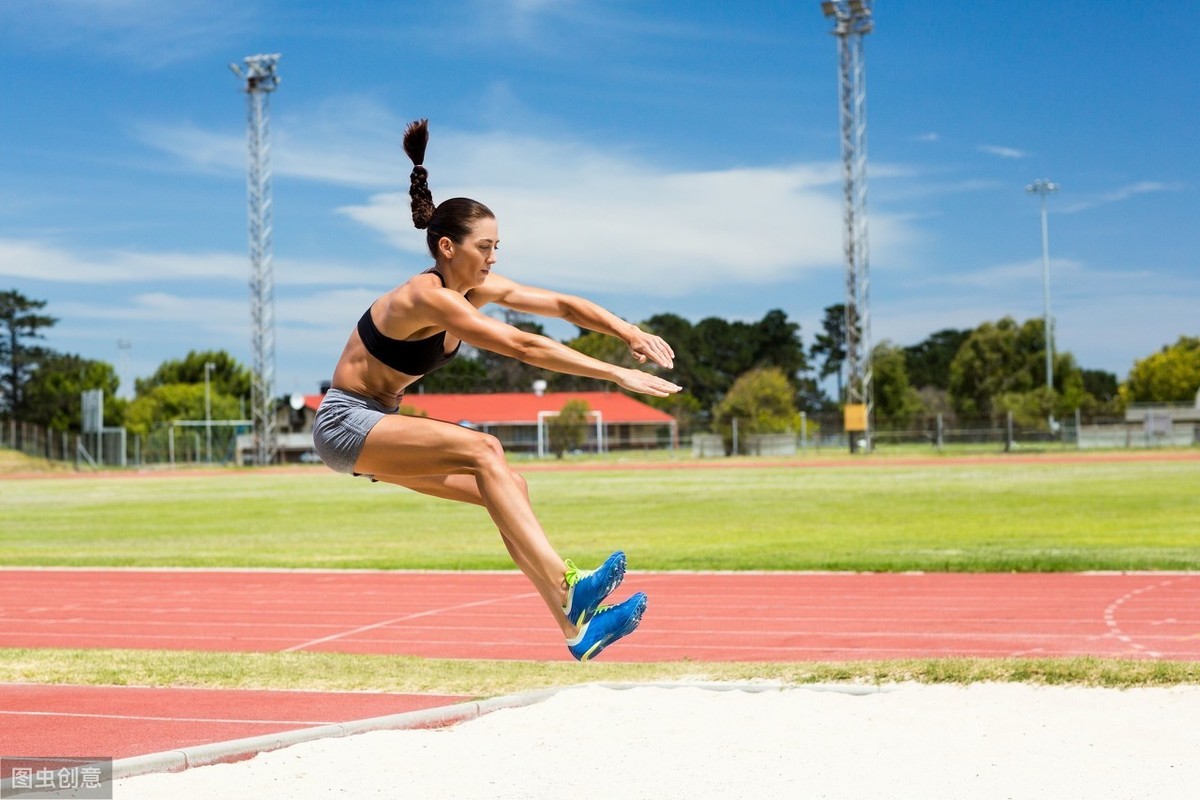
[232,54,282,465]
[205,361,215,463]
[821,1,875,453]
[1025,178,1059,408]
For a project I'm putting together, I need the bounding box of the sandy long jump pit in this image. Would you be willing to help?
[113,681,1200,799]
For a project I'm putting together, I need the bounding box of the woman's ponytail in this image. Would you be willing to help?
[403,118,435,230]
[402,117,495,258]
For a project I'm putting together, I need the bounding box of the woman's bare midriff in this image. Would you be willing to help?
[329,335,422,407]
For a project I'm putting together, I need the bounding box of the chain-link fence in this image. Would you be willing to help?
[4,409,1197,468]
[1,420,77,462]
[1,419,245,469]
[694,409,1200,457]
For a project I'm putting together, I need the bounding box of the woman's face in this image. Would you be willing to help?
[442,216,499,284]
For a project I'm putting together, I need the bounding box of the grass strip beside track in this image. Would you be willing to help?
[2,455,1198,572]
[1,648,1197,694]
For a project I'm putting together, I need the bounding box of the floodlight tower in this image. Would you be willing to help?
[821,1,874,453]
[230,54,281,465]
[1025,178,1058,396]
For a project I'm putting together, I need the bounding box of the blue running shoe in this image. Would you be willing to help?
[563,551,626,626]
[567,592,647,662]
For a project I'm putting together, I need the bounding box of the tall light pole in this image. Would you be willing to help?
[204,361,215,463]
[116,339,132,399]
[230,53,281,466]
[821,0,874,453]
[1025,179,1058,397]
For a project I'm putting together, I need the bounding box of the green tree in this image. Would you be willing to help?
[903,328,971,390]
[546,398,589,458]
[794,375,833,413]
[693,317,757,404]
[124,383,241,437]
[949,317,1094,424]
[1120,336,1200,404]
[472,310,549,393]
[993,386,1058,429]
[754,309,809,387]
[643,309,808,416]
[413,356,491,393]
[643,312,698,388]
[645,390,703,440]
[713,367,799,451]
[1081,369,1119,403]
[0,290,57,420]
[23,353,123,432]
[549,329,639,392]
[948,317,1039,419]
[871,342,923,429]
[1054,353,1093,416]
[136,350,251,400]
[809,303,847,400]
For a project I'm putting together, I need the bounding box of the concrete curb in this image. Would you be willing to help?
[108,687,560,781]
[106,681,894,782]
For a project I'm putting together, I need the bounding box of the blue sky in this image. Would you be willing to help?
[1,0,1196,399]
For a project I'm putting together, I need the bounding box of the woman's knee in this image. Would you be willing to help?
[468,436,526,495]
[466,432,507,471]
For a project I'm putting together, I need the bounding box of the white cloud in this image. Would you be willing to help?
[0,237,395,287]
[912,257,1082,291]
[133,95,418,189]
[48,286,376,395]
[337,130,921,296]
[873,258,1199,376]
[0,238,245,283]
[1059,181,1180,214]
[978,144,1029,159]
[136,106,922,296]
[875,178,1003,205]
[136,104,921,297]
[340,166,845,295]
[913,132,940,143]
[0,0,256,67]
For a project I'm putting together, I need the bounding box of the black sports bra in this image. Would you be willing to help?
[357,270,463,375]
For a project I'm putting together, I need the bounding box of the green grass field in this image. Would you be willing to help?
[2,451,1198,692]
[2,454,1198,572]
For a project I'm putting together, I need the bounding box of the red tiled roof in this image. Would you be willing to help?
[305,391,674,425]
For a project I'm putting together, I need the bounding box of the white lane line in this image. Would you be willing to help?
[281,591,539,653]
[0,709,331,726]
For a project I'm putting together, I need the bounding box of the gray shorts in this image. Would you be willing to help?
[312,387,399,475]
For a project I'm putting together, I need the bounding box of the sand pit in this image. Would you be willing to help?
[114,682,1200,799]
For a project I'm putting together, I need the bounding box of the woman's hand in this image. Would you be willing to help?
[614,367,682,398]
[627,328,675,369]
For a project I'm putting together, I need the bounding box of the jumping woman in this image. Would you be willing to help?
[312,119,681,660]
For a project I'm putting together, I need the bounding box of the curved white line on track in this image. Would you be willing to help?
[1102,578,1175,658]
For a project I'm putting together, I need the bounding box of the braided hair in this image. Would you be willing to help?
[402,119,494,259]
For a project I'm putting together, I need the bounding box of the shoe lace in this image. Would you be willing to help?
[563,559,587,588]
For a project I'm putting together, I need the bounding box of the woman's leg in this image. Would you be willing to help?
[375,473,549,614]
[353,414,576,636]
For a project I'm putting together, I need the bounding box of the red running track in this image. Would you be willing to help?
[2,569,1197,764]
[0,684,467,760]
[2,568,1197,661]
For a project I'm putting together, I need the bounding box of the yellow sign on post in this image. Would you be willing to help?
[843,403,868,432]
